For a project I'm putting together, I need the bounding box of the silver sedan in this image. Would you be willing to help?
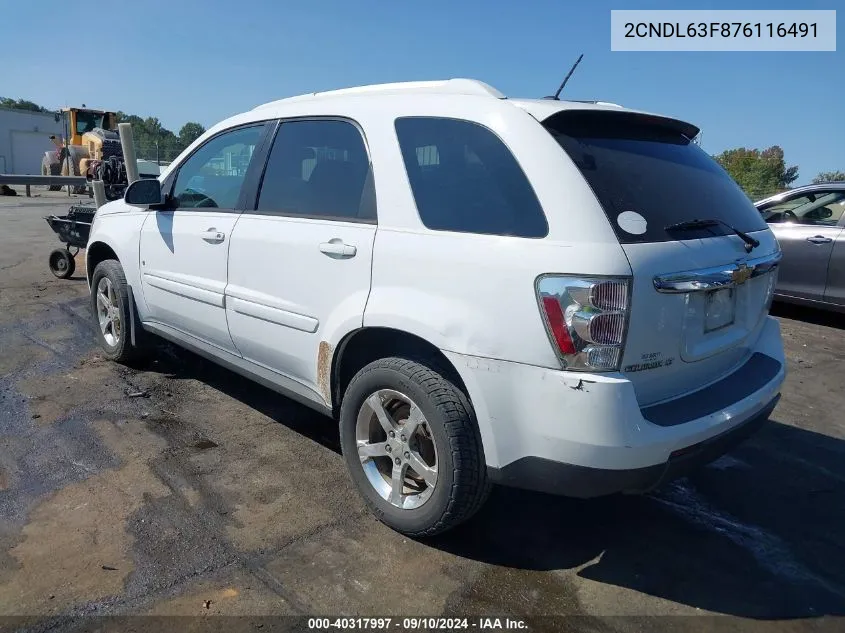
[756,183,845,312]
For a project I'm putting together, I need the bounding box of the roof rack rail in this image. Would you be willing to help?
[254,79,505,110]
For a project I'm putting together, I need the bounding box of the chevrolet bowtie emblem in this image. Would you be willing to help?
[732,263,753,285]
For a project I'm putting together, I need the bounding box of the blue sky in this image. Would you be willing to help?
[3,0,842,183]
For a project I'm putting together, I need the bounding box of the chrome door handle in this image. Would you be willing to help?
[806,235,832,244]
[319,239,357,258]
[202,228,225,244]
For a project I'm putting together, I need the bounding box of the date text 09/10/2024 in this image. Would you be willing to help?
[307,617,528,630]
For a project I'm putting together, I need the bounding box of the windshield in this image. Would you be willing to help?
[544,110,768,244]
[75,111,105,135]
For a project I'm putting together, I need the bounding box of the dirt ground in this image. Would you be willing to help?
[0,190,843,632]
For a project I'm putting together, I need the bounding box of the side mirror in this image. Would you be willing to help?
[124,179,164,207]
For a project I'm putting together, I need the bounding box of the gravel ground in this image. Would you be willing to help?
[0,190,843,632]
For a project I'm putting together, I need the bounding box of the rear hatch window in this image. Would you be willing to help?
[544,110,768,243]
[543,109,779,407]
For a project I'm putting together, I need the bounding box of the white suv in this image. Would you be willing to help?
[86,79,785,536]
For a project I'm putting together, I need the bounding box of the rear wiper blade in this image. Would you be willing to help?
[665,218,760,252]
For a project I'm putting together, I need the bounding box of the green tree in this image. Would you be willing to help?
[713,146,799,200]
[115,113,158,160]
[115,112,145,128]
[0,97,49,112]
[144,117,163,138]
[178,122,206,148]
[812,170,845,184]
[88,107,205,163]
[158,129,182,162]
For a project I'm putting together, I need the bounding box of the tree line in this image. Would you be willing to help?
[113,113,205,164]
[0,97,206,164]
[712,145,844,200]
[2,96,843,191]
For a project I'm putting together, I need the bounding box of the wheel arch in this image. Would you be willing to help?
[328,326,497,467]
[330,327,468,414]
[86,241,119,286]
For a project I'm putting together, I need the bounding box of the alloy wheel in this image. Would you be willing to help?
[355,389,438,510]
[95,277,121,347]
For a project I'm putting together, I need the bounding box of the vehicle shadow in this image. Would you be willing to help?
[142,341,342,454]
[141,343,845,619]
[431,417,845,618]
[771,301,845,330]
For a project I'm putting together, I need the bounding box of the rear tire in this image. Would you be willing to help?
[90,259,148,363]
[48,248,75,279]
[339,356,490,537]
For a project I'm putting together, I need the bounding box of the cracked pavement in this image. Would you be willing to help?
[0,191,844,632]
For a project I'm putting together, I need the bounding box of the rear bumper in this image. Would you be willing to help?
[487,395,778,497]
[444,315,785,497]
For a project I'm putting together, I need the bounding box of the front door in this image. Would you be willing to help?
[139,124,267,353]
[226,119,377,398]
[761,189,845,301]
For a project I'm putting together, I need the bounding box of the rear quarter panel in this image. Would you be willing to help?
[355,95,631,367]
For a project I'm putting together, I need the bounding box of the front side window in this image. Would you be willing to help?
[171,125,264,210]
[760,191,845,226]
[395,117,548,238]
[256,119,375,221]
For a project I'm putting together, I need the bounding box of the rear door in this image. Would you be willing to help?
[226,118,377,398]
[138,124,267,353]
[545,110,780,406]
[758,189,845,301]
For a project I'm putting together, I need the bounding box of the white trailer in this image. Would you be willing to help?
[0,108,66,175]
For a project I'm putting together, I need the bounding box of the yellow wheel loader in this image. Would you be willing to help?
[41,107,132,199]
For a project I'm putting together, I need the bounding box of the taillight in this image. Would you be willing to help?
[536,276,631,371]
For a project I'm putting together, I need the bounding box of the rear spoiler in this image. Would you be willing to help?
[543,109,700,142]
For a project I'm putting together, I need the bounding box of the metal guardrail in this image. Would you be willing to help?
[0,174,87,186]
[0,174,88,198]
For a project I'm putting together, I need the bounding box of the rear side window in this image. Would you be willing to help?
[545,111,768,243]
[395,117,548,238]
[256,119,375,222]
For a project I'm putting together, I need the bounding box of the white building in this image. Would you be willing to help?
[0,108,66,175]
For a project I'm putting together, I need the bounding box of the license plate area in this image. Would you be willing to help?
[704,287,736,333]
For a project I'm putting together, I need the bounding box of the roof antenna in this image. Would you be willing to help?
[545,54,583,100]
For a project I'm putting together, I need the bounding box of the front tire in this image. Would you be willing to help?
[89,260,147,363]
[42,157,62,191]
[339,357,490,537]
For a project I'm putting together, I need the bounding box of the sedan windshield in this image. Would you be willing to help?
[761,192,845,226]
